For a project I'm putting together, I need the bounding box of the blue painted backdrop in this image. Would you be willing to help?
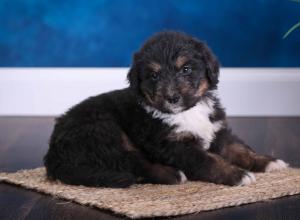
[0,0,299,67]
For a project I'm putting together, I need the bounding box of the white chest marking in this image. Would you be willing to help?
[144,99,223,150]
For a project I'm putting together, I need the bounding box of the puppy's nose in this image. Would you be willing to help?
[166,95,180,104]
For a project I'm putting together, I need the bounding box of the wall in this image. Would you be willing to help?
[0,0,299,67]
[0,1,299,116]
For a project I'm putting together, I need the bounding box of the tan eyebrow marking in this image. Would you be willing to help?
[148,62,161,72]
[175,56,189,69]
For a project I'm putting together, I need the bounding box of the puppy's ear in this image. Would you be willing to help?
[192,39,220,86]
[127,52,141,91]
[203,44,220,86]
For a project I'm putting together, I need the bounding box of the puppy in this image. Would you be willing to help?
[44,31,288,188]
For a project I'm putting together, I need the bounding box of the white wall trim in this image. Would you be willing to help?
[0,68,300,116]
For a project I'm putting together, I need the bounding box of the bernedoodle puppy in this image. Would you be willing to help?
[44,31,288,188]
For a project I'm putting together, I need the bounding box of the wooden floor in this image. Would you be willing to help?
[0,117,300,220]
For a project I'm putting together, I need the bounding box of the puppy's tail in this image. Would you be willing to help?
[45,165,136,188]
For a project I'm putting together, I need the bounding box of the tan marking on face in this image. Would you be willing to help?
[180,81,191,94]
[175,56,189,69]
[121,133,137,152]
[197,80,209,96]
[148,62,161,72]
[143,91,154,104]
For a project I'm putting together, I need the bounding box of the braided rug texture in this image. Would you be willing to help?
[1,167,300,218]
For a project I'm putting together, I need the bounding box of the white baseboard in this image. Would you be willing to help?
[0,68,300,116]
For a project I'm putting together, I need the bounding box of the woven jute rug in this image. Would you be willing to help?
[1,168,300,218]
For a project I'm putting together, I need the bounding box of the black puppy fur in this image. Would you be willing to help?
[44,31,287,188]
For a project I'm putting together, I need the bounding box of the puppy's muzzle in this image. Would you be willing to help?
[166,94,180,104]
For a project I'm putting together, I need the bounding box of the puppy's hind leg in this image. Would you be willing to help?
[121,133,187,185]
[122,149,187,185]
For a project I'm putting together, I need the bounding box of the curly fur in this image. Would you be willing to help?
[44,31,288,188]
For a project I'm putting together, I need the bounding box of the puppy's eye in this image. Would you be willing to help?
[182,65,192,75]
[151,72,159,81]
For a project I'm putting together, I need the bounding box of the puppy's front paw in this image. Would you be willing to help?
[237,171,256,186]
[221,167,256,186]
[178,170,188,184]
[265,159,289,172]
[145,164,188,185]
